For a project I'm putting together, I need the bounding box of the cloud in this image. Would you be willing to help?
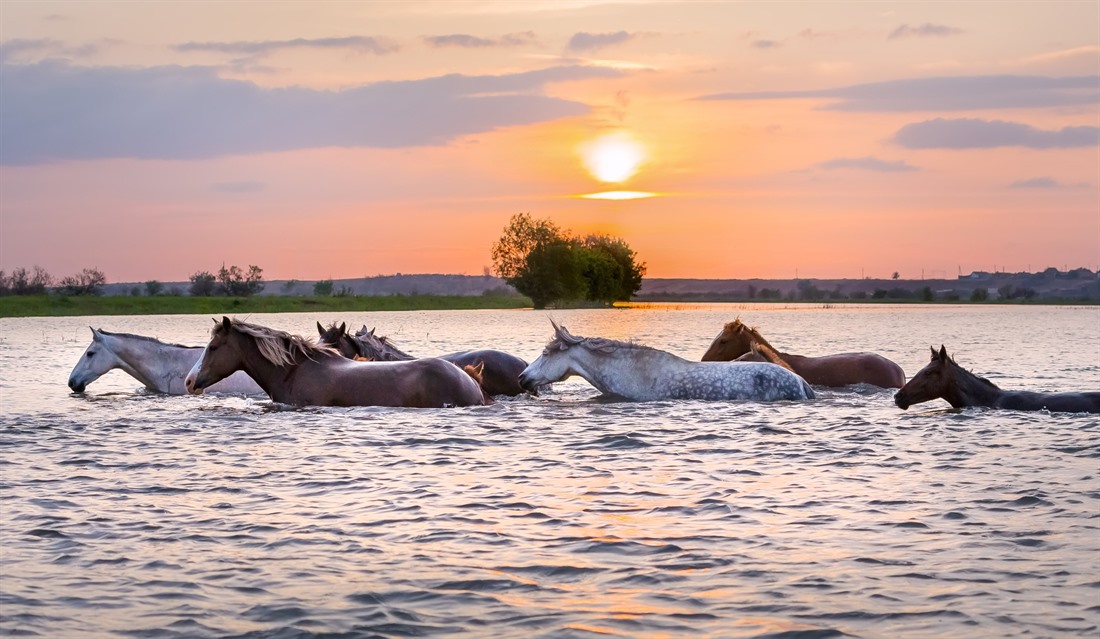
[1008,177,1089,189]
[888,23,963,39]
[816,156,918,172]
[695,75,1100,111]
[567,31,634,51]
[0,61,623,165]
[0,38,101,61]
[751,39,781,49]
[423,32,536,48]
[892,118,1100,149]
[211,180,267,193]
[174,36,399,57]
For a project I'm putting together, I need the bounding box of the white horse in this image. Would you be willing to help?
[68,328,263,396]
[518,321,814,402]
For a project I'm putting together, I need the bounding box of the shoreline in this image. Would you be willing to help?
[1,294,1096,318]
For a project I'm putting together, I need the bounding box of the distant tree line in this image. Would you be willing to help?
[0,266,106,296]
[189,264,265,296]
[491,213,646,309]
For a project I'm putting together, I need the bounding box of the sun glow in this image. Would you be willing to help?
[580,132,646,183]
[580,191,657,200]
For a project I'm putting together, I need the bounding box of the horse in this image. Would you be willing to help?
[68,328,263,395]
[701,319,906,388]
[732,340,796,372]
[518,320,814,402]
[315,322,530,397]
[895,345,1100,413]
[185,317,488,408]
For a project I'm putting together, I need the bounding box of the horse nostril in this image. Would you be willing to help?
[69,380,84,393]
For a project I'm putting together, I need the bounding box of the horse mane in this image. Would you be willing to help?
[96,329,192,350]
[354,326,414,360]
[546,325,656,355]
[217,319,335,367]
[729,319,780,353]
[749,340,795,372]
[942,349,1001,391]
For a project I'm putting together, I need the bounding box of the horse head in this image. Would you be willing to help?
[894,345,953,409]
[68,327,119,392]
[316,321,360,359]
[701,318,756,361]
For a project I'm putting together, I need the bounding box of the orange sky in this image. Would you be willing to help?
[1,1,1098,281]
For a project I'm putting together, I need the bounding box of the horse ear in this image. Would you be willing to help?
[91,327,102,342]
[221,316,232,331]
[938,345,949,361]
[316,321,325,336]
[339,322,346,334]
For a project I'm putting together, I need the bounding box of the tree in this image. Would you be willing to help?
[970,288,988,302]
[216,264,265,296]
[58,268,106,296]
[892,271,900,280]
[313,279,334,296]
[190,271,216,296]
[144,280,163,296]
[490,213,646,309]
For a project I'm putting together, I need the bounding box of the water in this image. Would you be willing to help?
[1,304,1098,638]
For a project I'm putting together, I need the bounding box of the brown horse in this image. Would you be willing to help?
[701,319,906,388]
[316,322,530,397]
[733,341,796,372]
[895,345,1100,413]
[185,317,487,408]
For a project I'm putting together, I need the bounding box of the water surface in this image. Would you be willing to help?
[1,304,1098,638]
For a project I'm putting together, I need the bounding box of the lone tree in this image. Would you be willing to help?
[491,213,646,309]
[58,268,106,296]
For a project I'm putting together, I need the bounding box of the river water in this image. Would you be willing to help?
[1,304,1098,638]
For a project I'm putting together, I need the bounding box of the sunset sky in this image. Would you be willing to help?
[1,1,1098,282]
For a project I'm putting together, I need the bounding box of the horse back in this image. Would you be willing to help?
[784,351,905,388]
[440,349,528,396]
[997,391,1100,414]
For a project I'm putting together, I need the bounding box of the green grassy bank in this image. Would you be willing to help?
[0,294,534,318]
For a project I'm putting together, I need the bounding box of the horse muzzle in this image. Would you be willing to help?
[517,372,539,393]
[184,373,204,395]
[68,378,86,393]
[894,392,910,410]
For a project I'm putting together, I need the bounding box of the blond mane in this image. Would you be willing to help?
[748,340,795,372]
[216,319,335,367]
[728,319,780,354]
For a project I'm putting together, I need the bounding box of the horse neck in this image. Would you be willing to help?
[943,364,1002,408]
[570,345,688,397]
[109,335,198,393]
[229,332,303,400]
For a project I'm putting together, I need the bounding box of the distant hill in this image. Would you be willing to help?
[102,269,1100,301]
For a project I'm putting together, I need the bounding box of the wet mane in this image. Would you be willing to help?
[942,350,1000,391]
[217,319,335,367]
[97,329,192,350]
[546,327,656,356]
[749,340,795,372]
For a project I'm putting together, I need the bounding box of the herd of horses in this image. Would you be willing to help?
[67,317,1100,414]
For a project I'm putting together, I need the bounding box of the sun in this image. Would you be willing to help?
[580,132,645,183]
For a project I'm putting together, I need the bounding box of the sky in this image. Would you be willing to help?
[1,0,1098,282]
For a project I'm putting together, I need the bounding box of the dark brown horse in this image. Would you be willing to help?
[316,322,530,396]
[701,319,906,388]
[185,317,487,408]
[895,345,1100,413]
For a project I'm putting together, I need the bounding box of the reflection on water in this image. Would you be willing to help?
[1,304,1098,638]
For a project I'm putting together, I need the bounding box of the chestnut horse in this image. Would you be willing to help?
[316,322,529,397]
[185,318,487,408]
[702,319,905,388]
[895,346,1100,413]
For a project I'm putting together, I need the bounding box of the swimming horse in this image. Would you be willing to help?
[68,328,262,395]
[518,320,814,402]
[316,322,530,397]
[186,317,487,408]
[701,319,906,388]
[895,345,1100,414]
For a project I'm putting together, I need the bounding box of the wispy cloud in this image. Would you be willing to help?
[751,39,781,50]
[1008,177,1090,189]
[696,75,1100,111]
[211,180,267,193]
[0,61,623,165]
[816,156,918,172]
[174,36,399,56]
[423,32,536,48]
[892,118,1100,149]
[567,31,634,51]
[888,23,963,40]
[0,38,102,61]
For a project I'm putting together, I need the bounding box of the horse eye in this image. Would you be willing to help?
[86,351,95,358]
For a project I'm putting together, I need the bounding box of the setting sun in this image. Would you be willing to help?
[580,132,646,183]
